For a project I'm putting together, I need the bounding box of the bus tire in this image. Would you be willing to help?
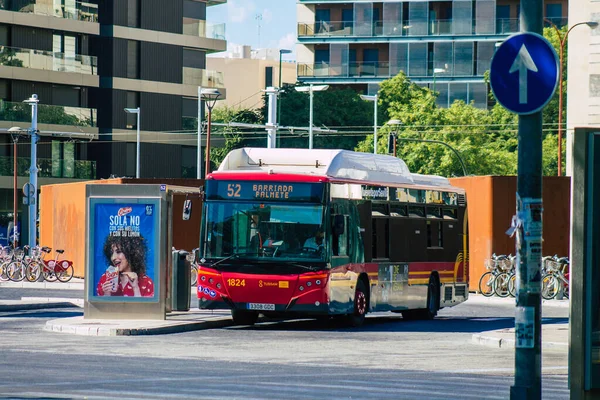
[403,276,439,320]
[231,310,258,326]
[346,278,368,327]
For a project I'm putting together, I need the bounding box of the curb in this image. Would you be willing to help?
[44,315,233,336]
[0,281,84,290]
[0,300,80,312]
[472,331,569,349]
[466,294,570,309]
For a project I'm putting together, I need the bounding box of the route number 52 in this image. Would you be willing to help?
[227,183,241,198]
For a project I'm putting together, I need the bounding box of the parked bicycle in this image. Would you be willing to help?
[542,255,570,300]
[493,254,516,298]
[479,253,512,297]
[189,248,199,287]
[24,247,74,283]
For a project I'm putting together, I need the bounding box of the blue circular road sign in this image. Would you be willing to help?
[490,32,559,115]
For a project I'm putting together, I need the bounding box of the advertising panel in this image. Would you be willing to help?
[88,199,160,302]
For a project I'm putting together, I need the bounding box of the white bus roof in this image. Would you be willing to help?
[410,173,455,190]
[218,148,414,186]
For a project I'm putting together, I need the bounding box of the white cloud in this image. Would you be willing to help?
[228,0,256,23]
[278,33,296,59]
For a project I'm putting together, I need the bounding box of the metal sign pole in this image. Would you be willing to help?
[511,0,543,398]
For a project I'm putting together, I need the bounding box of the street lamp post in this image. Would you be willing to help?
[8,127,22,248]
[295,84,329,149]
[360,94,378,154]
[197,86,203,179]
[277,49,292,128]
[387,119,402,157]
[387,124,468,176]
[200,88,221,178]
[124,107,141,178]
[545,19,598,176]
[23,95,39,247]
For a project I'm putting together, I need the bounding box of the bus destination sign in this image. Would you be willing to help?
[206,181,325,202]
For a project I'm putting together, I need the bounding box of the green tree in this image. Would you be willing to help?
[262,83,373,150]
[355,73,523,176]
[209,106,264,169]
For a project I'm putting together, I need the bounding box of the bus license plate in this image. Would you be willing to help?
[248,303,275,311]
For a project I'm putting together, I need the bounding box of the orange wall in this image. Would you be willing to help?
[450,176,571,291]
[40,178,204,278]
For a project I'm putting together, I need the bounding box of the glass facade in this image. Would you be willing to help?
[297,0,563,109]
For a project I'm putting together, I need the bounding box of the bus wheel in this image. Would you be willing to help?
[231,310,258,326]
[403,277,439,320]
[347,279,368,327]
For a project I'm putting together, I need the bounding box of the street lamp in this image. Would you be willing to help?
[8,127,22,247]
[545,19,598,176]
[387,119,402,157]
[295,84,329,149]
[124,107,141,178]
[277,49,292,127]
[200,88,221,178]
[392,133,468,176]
[23,94,39,247]
[360,94,378,154]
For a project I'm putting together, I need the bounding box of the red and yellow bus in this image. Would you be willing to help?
[197,148,468,326]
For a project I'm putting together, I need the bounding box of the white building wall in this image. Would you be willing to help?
[566,2,600,175]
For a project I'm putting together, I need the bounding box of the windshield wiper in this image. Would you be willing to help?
[208,252,257,268]
[285,262,319,272]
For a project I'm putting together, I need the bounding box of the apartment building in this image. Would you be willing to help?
[296,0,567,109]
[207,45,297,109]
[0,0,226,245]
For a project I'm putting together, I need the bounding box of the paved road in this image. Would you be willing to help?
[0,295,569,399]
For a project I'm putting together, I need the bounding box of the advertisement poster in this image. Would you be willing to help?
[90,202,158,302]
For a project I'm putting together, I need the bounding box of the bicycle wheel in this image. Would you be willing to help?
[508,274,517,297]
[43,264,58,282]
[7,261,24,282]
[25,261,42,282]
[494,272,511,298]
[0,262,9,282]
[190,264,198,286]
[56,264,74,283]
[478,272,495,297]
[542,273,559,300]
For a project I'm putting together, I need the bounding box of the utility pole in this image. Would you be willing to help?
[512,0,543,398]
[24,94,39,248]
[255,14,262,49]
[489,2,558,399]
[265,87,278,148]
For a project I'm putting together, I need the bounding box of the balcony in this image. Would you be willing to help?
[0,45,97,75]
[298,62,392,79]
[0,156,96,180]
[182,68,224,88]
[299,17,520,38]
[0,101,96,128]
[0,0,98,22]
[183,20,226,40]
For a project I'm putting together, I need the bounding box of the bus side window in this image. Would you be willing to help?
[332,214,348,257]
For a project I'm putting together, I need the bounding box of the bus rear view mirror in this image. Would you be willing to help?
[182,199,192,221]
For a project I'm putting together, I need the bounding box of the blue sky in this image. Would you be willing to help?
[207,0,297,60]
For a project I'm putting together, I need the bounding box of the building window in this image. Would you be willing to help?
[265,66,273,88]
[127,40,139,79]
[128,0,139,28]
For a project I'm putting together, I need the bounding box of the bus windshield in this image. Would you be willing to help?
[201,201,327,262]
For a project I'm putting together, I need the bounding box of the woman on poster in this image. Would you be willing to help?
[96,234,154,297]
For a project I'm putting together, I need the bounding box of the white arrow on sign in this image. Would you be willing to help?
[509,44,538,104]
